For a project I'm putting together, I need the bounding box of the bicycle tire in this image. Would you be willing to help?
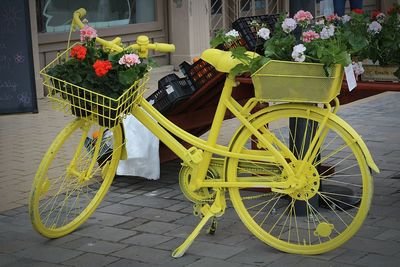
[29,119,123,238]
[226,106,372,254]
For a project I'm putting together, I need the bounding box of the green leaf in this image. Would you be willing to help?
[118,68,139,86]
[230,64,249,77]
[335,51,351,66]
[231,46,251,64]
[66,72,82,84]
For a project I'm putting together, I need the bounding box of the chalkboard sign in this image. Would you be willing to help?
[0,0,38,114]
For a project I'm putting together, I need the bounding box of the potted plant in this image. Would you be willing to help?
[361,4,400,81]
[44,21,151,126]
[212,10,352,78]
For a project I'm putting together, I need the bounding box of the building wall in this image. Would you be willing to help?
[33,0,169,96]
[31,0,391,98]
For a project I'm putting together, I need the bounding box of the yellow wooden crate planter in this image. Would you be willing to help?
[40,45,149,128]
[251,60,344,104]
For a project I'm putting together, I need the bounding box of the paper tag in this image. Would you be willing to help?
[166,85,174,94]
[344,64,357,92]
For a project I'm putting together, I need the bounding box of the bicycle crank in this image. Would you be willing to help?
[178,159,223,203]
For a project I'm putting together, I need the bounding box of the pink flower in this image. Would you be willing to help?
[326,14,340,22]
[294,10,313,23]
[118,53,141,67]
[80,25,97,42]
[302,30,320,43]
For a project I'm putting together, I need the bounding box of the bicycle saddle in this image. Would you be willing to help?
[201,48,259,73]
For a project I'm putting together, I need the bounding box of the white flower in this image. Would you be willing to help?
[291,44,306,62]
[316,19,325,25]
[342,15,351,23]
[320,24,335,39]
[225,29,240,38]
[282,18,297,33]
[376,13,386,23]
[257,27,271,40]
[320,28,330,39]
[367,21,382,34]
[328,24,335,35]
[352,61,364,76]
[293,43,306,54]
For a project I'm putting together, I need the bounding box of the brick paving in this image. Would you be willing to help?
[1,86,400,266]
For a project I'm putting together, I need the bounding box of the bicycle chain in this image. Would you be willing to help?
[195,160,277,203]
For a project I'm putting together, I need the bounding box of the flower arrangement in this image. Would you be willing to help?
[362,4,400,78]
[211,3,400,80]
[47,21,151,99]
[212,10,352,77]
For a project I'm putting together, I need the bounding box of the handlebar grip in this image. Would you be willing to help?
[153,43,176,53]
[72,8,87,29]
[74,8,87,18]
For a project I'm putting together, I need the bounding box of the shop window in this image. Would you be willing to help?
[255,0,266,10]
[211,0,222,15]
[241,0,251,11]
[37,0,156,33]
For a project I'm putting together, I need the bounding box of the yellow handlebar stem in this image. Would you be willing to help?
[71,8,175,57]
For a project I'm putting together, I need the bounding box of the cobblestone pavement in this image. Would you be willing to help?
[1,90,400,266]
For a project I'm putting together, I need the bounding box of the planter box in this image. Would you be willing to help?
[251,60,343,104]
[361,65,399,82]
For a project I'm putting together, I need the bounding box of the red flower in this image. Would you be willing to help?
[351,9,363,14]
[70,45,87,60]
[387,5,399,15]
[371,10,380,19]
[93,60,112,77]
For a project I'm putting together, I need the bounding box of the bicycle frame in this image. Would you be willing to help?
[132,73,300,192]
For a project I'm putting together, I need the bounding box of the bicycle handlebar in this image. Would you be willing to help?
[72,8,175,58]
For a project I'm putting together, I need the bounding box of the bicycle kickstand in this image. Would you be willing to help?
[172,189,226,258]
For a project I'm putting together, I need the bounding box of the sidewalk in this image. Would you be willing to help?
[1,90,400,266]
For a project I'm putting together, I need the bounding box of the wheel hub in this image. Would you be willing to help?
[285,160,320,201]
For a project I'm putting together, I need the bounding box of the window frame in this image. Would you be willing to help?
[37,0,164,45]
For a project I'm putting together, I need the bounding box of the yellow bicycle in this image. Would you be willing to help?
[30,8,379,257]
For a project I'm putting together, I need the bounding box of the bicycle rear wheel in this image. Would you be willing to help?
[227,106,373,254]
[29,119,123,238]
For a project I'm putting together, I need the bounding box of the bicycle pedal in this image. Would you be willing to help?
[193,203,202,216]
[207,217,218,235]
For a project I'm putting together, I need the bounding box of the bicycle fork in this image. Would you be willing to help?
[172,189,226,258]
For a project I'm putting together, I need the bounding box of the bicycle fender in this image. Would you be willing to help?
[328,114,380,173]
[247,104,380,173]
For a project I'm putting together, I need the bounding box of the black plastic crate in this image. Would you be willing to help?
[147,77,195,114]
[158,73,180,89]
[232,14,280,52]
[179,59,218,90]
[216,37,247,51]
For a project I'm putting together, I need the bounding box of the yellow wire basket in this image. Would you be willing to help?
[40,44,149,128]
[251,60,344,104]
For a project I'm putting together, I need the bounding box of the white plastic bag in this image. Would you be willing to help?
[320,0,334,16]
[116,113,160,180]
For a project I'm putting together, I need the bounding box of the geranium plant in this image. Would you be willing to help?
[211,10,354,77]
[363,4,400,77]
[47,21,151,99]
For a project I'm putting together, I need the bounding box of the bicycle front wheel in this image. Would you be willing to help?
[29,119,123,238]
[227,106,373,254]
